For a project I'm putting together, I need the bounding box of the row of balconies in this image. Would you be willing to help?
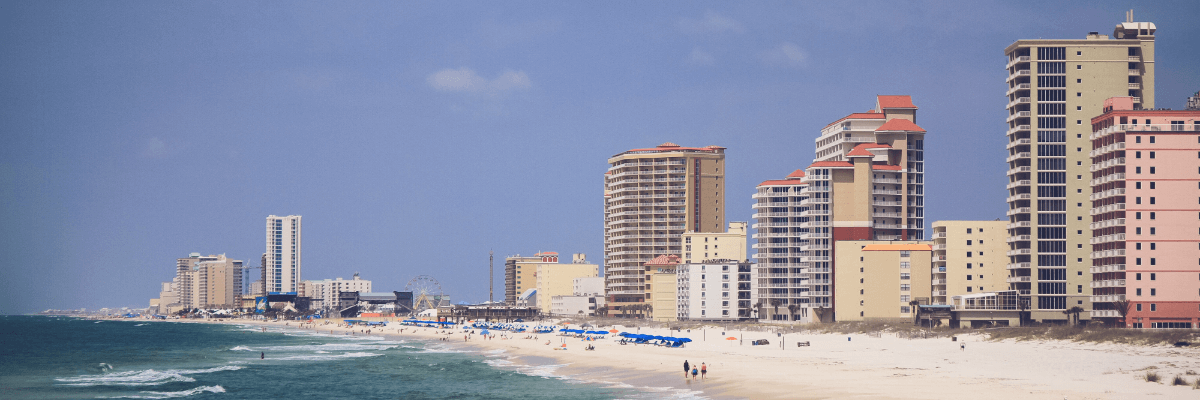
[1006,82,1031,96]
[1090,279,1126,288]
[1006,124,1031,137]
[608,209,685,218]
[607,225,685,233]
[1089,218,1125,231]
[873,188,902,195]
[1006,248,1031,256]
[752,191,803,199]
[609,177,688,185]
[1007,165,1031,176]
[608,192,687,201]
[607,169,687,179]
[1006,69,1031,83]
[1090,202,1125,216]
[801,197,831,205]
[608,160,686,171]
[606,200,685,210]
[1090,264,1125,274]
[607,233,681,241]
[1006,96,1031,109]
[1007,110,1031,123]
[1006,193,1031,203]
[1090,173,1126,188]
[1006,151,1031,163]
[1091,294,1125,303]
[1089,233,1126,245]
[1091,310,1119,318]
[1007,138,1031,150]
[1006,56,1030,69]
[1088,142,1126,158]
[607,217,686,225]
[607,185,686,195]
[1007,179,1031,190]
[1091,249,1126,259]
[1089,157,1125,172]
[874,178,903,184]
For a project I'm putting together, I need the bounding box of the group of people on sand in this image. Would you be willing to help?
[683,360,707,381]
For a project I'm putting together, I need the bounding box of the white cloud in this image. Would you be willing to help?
[426,67,531,94]
[143,137,168,158]
[677,10,743,35]
[762,42,808,68]
[686,47,715,66]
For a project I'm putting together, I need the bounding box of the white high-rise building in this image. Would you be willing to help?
[265,215,302,294]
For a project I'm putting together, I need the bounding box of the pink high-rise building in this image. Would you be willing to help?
[1089,96,1200,328]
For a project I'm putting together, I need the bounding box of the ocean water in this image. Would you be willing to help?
[0,316,700,399]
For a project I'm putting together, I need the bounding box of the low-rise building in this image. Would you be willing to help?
[303,274,372,310]
[834,242,933,322]
[931,221,1008,305]
[536,254,600,314]
[646,255,681,321]
[682,222,748,264]
[677,260,756,321]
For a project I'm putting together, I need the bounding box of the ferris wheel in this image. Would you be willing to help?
[405,275,445,313]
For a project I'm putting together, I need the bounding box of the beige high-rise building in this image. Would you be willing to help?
[265,215,302,294]
[536,254,600,314]
[1004,15,1155,322]
[931,221,1008,305]
[173,253,243,309]
[753,95,926,323]
[682,222,748,264]
[834,242,932,321]
[604,143,726,317]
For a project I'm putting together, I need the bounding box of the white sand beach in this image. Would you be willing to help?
[211,318,1200,399]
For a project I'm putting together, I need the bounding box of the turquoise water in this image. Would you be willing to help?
[0,316,696,399]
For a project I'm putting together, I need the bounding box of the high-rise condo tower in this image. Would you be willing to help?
[1003,14,1155,322]
[265,215,302,294]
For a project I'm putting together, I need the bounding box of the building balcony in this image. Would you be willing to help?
[1005,152,1030,163]
[1128,69,1140,76]
[1007,124,1031,136]
[1092,310,1119,318]
[1006,221,1031,230]
[1089,233,1126,245]
[1006,207,1030,216]
[1006,180,1030,190]
[1089,264,1125,274]
[1006,248,1031,256]
[931,279,947,285]
[1007,56,1030,68]
[1128,82,1141,90]
[1128,56,1141,62]
[1007,138,1031,149]
[1088,142,1126,158]
[1006,166,1031,177]
[1006,69,1030,82]
[1006,276,1031,283]
[1007,111,1031,123]
[1006,234,1031,243]
[872,200,903,207]
[932,232,947,239]
[1006,82,1031,96]
[1090,279,1126,288]
[1006,262,1030,270]
[1089,157,1125,172]
[1088,218,1125,231]
[1090,173,1126,187]
[1089,202,1125,216]
[1132,97,1141,103]
[1006,193,1031,203]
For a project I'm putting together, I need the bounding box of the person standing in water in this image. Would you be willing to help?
[260,352,264,360]
[683,360,689,378]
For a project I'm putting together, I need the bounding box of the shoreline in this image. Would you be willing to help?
[175,318,1200,399]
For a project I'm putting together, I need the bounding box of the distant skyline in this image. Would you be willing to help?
[2,1,1199,314]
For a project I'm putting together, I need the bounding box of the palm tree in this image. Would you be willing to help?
[643,304,653,319]
[1112,298,1131,327]
[909,300,922,325]
[769,298,783,321]
[786,304,799,322]
[753,300,764,320]
[594,305,608,318]
[1062,306,1085,326]
[813,306,829,323]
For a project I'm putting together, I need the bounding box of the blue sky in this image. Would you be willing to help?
[2,1,1198,313]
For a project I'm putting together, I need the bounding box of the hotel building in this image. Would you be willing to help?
[302,273,372,310]
[682,222,748,264]
[604,143,726,317]
[265,215,302,294]
[753,95,926,322]
[930,221,1009,305]
[504,252,558,305]
[536,254,600,314]
[171,253,243,310]
[646,254,681,321]
[1004,17,1156,321]
[676,259,756,321]
[1088,96,1200,328]
[834,242,932,321]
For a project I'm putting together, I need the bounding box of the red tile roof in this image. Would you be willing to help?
[875,118,926,133]
[645,254,680,266]
[872,164,902,171]
[823,112,886,129]
[535,251,559,256]
[877,95,917,109]
[846,143,890,157]
[786,169,805,179]
[758,179,807,187]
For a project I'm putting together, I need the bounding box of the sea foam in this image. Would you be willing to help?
[99,385,226,399]
[56,366,243,387]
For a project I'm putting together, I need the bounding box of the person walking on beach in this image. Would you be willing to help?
[960,342,965,351]
[683,360,689,378]
[700,362,707,380]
